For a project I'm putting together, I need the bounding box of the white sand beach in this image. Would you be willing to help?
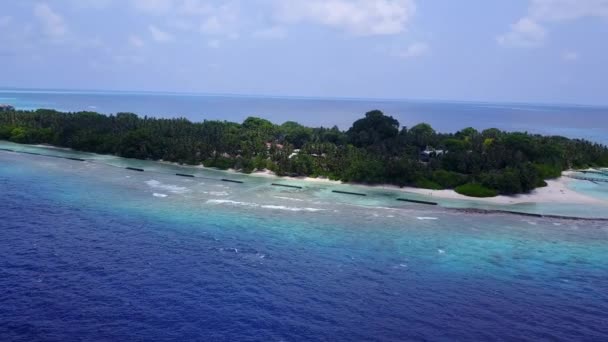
[6,142,606,207]
[251,169,608,206]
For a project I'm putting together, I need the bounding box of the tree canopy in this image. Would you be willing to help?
[2,108,607,196]
[347,110,399,148]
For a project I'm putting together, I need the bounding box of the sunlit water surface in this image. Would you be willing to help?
[1,147,608,341]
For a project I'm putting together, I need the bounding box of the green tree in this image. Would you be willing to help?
[347,110,399,148]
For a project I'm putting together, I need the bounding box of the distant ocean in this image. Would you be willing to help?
[1,89,607,144]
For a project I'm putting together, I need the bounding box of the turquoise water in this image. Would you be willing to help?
[567,171,608,202]
[2,141,608,219]
[1,147,608,340]
[2,89,608,144]
[2,89,608,340]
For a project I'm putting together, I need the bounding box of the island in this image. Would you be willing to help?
[1,108,607,197]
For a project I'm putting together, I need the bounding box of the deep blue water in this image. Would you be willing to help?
[2,89,608,144]
[1,150,608,341]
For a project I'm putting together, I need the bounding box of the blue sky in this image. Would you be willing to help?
[1,0,607,105]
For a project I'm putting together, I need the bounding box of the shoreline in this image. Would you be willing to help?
[4,141,608,208]
[247,169,608,206]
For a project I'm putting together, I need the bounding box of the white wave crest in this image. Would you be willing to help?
[153,193,168,198]
[209,191,229,196]
[417,217,438,220]
[206,200,324,212]
[145,180,190,194]
[273,196,306,202]
[261,205,324,212]
[206,199,258,207]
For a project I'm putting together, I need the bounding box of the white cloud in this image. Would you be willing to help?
[177,0,213,15]
[395,42,429,58]
[252,26,288,39]
[499,0,608,47]
[497,18,546,47]
[199,3,241,38]
[528,0,608,21]
[33,3,68,39]
[562,50,579,61]
[128,0,417,42]
[132,0,174,14]
[69,0,114,9]
[274,0,416,36]
[131,1,241,42]
[129,34,145,48]
[200,16,222,34]
[128,0,417,43]
[149,25,174,42]
[131,0,214,16]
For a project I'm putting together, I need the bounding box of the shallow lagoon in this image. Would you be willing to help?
[568,171,608,202]
[1,141,607,219]
[1,145,608,340]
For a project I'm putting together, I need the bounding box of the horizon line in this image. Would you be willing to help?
[1,86,607,109]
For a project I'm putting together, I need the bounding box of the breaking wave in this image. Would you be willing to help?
[206,200,324,212]
[145,180,190,194]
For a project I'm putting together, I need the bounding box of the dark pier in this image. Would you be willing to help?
[221,178,244,184]
[397,198,438,206]
[176,173,195,178]
[332,190,367,196]
[271,183,303,189]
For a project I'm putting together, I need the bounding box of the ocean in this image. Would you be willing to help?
[1,145,608,341]
[1,89,608,144]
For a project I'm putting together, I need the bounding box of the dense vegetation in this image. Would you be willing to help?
[2,109,608,196]
[455,183,499,198]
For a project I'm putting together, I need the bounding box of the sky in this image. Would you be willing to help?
[1,0,607,105]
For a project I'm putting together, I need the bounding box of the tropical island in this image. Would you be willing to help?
[1,108,608,197]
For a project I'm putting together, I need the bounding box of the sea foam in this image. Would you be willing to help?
[145,180,190,194]
[206,200,324,212]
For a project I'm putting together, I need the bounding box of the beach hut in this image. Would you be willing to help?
[419,147,446,162]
